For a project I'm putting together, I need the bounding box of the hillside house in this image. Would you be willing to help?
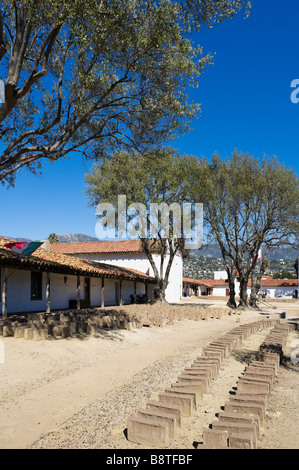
[183,271,298,300]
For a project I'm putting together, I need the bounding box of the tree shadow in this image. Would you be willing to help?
[281,355,299,373]
[192,440,202,448]
[231,348,258,365]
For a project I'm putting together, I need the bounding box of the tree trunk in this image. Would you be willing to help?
[151,278,168,304]
[249,278,260,308]
[238,276,249,307]
[249,258,268,308]
[227,273,237,309]
[140,237,180,305]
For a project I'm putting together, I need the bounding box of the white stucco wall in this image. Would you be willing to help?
[74,251,183,303]
[0,267,150,314]
[214,271,227,280]
[259,286,298,299]
[211,286,227,297]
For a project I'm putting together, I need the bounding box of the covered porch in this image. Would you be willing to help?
[0,237,155,317]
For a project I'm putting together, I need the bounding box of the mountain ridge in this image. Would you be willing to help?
[1,234,297,260]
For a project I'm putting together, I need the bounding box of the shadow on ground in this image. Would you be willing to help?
[231,348,258,365]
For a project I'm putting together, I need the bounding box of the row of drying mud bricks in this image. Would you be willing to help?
[201,322,295,449]
[0,305,232,340]
[0,311,143,340]
[127,318,280,447]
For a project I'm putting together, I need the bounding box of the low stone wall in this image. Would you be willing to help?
[0,304,235,340]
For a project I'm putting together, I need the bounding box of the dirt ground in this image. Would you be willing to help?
[0,298,298,450]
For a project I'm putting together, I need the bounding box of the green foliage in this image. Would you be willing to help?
[86,146,197,208]
[85,146,198,301]
[273,271,297,280]
[48,232,59,243]
[191,150,299,305]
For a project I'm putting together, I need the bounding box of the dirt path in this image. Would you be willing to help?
[0,313,251,449]
[0,303,298,450]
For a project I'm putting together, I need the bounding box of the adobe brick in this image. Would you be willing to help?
[181,368,212,384]
[24,327,34,339]
[146,400,182,427]
[245,365,275,378]
[127,415,169,447]
[250,361,277,376]
[193,358,220,375]
[202,428,229,448]
[158,392,194,417]
[170,382,203,399]
[14,326,26,338]
[237,379,270,395]
[211,421,257,448]
[229,394,267,409]
[242,371,274,391]
[214,338,237,351]
[33,327,48,341]
[203,348,224,362]
[184,366,213,381]
[221,334,241,347]
[3,325,14,337]
[165,386,198,407]
[196,355,221,368]
[177,375,208,393]
[208,342,230,357]
[137,408,177,438]
[229,432,254,449]
[218,411,260,437]
[224,401,265,425]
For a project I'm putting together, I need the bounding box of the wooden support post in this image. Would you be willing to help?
[119,279,123,306]
[2,267,7,318]
[133,280,137,304]
[145,282,148,302]
[77,274,81,310]
[101,277,105,308]
[46,272,51,314]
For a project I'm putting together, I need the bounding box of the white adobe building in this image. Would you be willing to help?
[0,237,156,315]
[183,270,298,300]
[50,240,184,303]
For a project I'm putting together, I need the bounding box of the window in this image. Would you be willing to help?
[84,277,90,301]
[31,271,42,300]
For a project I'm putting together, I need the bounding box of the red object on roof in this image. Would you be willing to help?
[0,237,154,282]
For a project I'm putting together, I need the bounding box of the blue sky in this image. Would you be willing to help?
[1,0,299,241]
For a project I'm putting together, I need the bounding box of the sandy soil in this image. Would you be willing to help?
[0,299,298,450]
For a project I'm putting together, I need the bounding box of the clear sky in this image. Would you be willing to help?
[1,0,299,241]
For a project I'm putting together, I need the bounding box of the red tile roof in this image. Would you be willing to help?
[50,240,189,257]
[183,276,298,288]
[50,240,145,255]
[0,237,154,282]
[183,277,228,287]
[258,278,298,287]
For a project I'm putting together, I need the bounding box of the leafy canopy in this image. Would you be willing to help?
[0,0,250,185]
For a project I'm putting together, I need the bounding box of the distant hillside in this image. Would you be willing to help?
[1,236,32,242]
[191,244,298,261]
[0,233,98,243]
[1,233,297,259]
[57,233,98,243]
